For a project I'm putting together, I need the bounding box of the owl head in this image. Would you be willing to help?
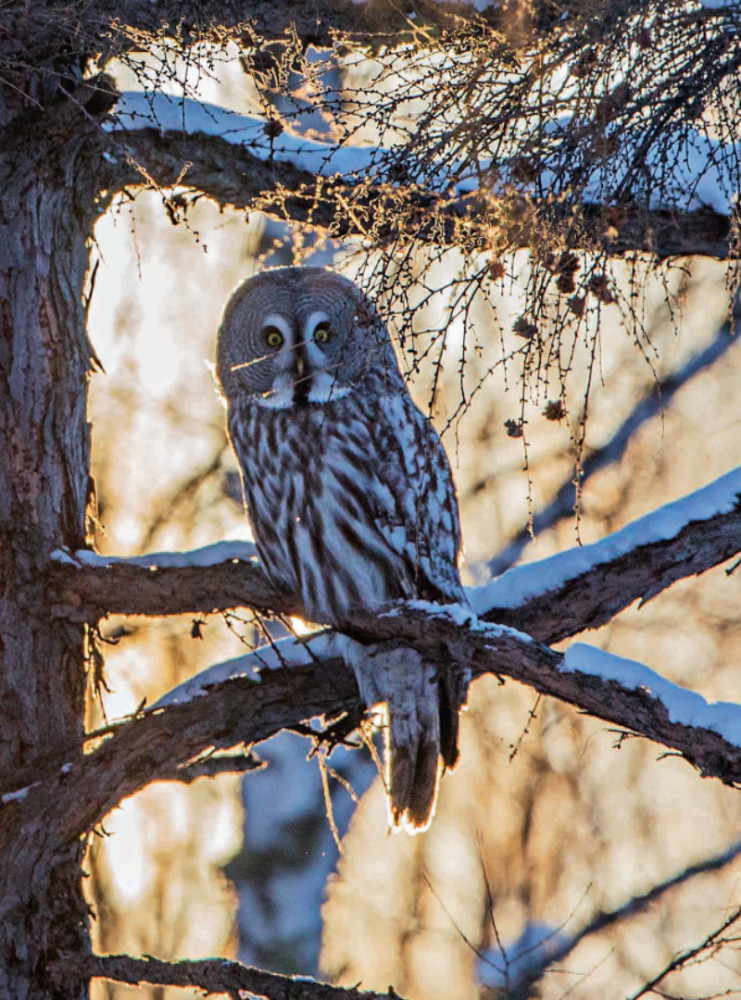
[216,267,398,409]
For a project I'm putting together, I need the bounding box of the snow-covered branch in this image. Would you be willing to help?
[48,469,741,647]
[103,119,736,258]
[478,466,741,642]
[48,541,299,621]
[50,951,406,1000]
[15,585,741,846]
[101,123,466,247]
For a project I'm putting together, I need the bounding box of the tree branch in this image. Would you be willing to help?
[102,127,735,260]
[47,547,299,621]
[102,126,344,231]
[14,588,741,846]
[50,951,407,1000]
[87,0,492,50]
[47,471,741,647]
[627,905,741,1000]
[0,0,491,99]
[481,494,741,644]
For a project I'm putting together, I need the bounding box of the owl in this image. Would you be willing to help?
[216,266,467,830]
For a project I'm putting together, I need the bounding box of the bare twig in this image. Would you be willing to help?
[509,837,741,996]
[488,314,741,576]
[627,906,741,1000]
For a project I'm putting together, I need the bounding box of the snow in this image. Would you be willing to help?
[563,643,741,746]
[552,127,739,216]
[51,540,257,570]
[384,600,536,651]
[402,599,478,628]
[471,466,741,615]
[0,758,79,803]
[649,130,740,215]
[110,92,376,179]
[1,785,32,804]
[154,630,351,707]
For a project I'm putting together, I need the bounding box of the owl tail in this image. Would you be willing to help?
[358,644,463,831]
[385,659,441,831]
[387,665,465,830]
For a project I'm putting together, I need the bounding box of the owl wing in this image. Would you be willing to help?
[371,391,466,605]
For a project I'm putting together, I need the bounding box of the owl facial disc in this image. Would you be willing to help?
[216,267,396,410]
[256,311,352,410]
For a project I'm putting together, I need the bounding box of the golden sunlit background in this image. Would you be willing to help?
[82,35,741,1000]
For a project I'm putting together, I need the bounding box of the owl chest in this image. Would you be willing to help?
[236,405,409,620]
[243,409,339,523]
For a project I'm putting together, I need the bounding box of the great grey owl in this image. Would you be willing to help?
[216,267,467,830]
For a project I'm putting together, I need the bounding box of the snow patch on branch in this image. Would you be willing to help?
[472,466,741,614]
[398,600,536,648]
[396,599,477,628]
[1,784,34,804]
[155,630,353,707]
[51,540,258,569]
[564,643,741,745]
[109,92,376,179]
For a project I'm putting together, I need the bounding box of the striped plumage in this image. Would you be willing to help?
[216,267,467,830]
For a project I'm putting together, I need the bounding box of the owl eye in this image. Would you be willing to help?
[264,326,284,349]
[314,322,332,344]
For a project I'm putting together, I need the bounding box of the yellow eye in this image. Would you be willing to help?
[264,326,284,348]
[314,322,331,344]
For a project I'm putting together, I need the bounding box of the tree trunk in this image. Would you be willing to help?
[0,104,101,998]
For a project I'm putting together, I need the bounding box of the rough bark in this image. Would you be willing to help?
[0,93,107,999]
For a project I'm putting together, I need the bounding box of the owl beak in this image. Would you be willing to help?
[294,355,306,379]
